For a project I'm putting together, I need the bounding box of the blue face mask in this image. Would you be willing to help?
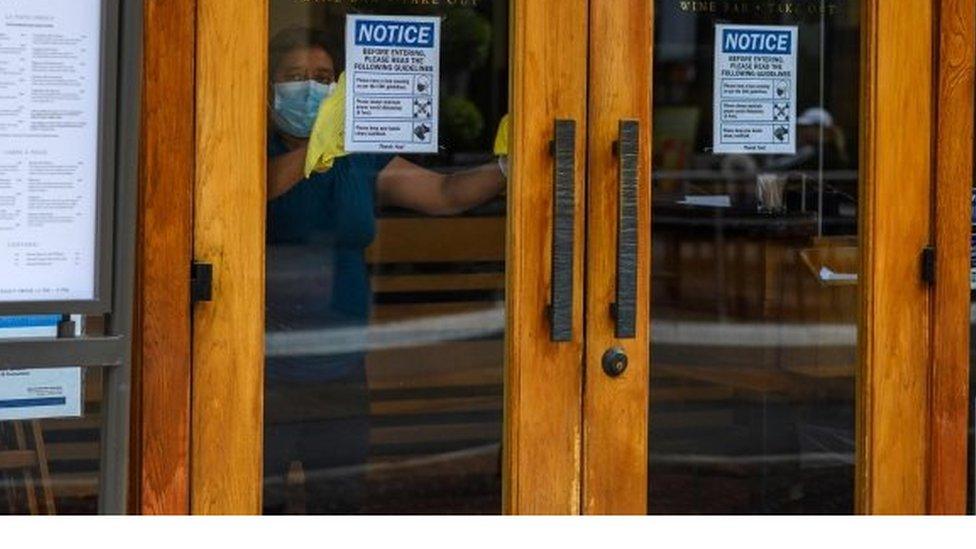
[272,80,335,138]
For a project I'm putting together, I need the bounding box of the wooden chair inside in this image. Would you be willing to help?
[0,420,55,515]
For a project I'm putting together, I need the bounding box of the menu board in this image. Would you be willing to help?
[0,0,103,303]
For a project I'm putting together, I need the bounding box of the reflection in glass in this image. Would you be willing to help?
[971,303,976,514]
[0,329,102,516]
[649,2,860,514]
[264,1,509,514]
[969,181,976,514]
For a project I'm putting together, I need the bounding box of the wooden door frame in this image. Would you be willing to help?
[858,0,973,515]
[130,0,974,515]
[130,0,592,514]
[581,0,652,515]
[504,0,589,514]
[844,0,974,514]
[929,0,974,515]
[857,0,936,515]
[189,0,268,515]
[574,0,975,515]
[131,0,269,515]
[130,0,196,515]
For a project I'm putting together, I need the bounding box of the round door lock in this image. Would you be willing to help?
[602,347,629,378]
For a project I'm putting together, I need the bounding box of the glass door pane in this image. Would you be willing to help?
[1,316,108,515]
[970,172,976,514]
[263,0,510,514]
[649,2,861,514]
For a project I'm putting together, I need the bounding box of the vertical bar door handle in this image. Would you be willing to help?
[550,119,576,342]
[614,120,639,339]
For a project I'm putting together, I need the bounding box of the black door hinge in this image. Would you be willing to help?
[921,246,936,286]
[190,262,214,303]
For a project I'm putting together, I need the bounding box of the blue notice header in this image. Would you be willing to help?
[354,19,436,48]
[721,29,792,55]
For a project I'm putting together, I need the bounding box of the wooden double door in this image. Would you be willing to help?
[133,0,973,514]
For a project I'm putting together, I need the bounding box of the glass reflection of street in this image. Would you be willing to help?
[649,1,861,514]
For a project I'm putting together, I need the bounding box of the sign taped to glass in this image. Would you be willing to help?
[712,24,799,155]
[345,14,441,154]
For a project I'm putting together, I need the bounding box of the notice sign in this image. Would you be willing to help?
[345,15,440,154]
[0,316,82,421]
[0,0,103,303]
[713,24,798,155]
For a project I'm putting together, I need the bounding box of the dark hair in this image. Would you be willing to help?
[269,27,337,78]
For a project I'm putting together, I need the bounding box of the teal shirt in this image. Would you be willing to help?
[266,136,393,380]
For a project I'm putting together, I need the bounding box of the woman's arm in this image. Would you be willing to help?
[376,156,505,216]
[267,144,308,200]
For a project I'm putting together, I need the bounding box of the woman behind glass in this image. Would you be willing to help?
[263,27,506,514]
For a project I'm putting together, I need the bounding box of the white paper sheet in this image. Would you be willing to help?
[818,266,857,283]
[0,315,82,421]
[677,195,732,208]
[0,0,103,303]
[345,14,441,154]
[713,24,798,155]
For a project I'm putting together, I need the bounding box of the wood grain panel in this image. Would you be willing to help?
[371,396,500,416]
[582,0,652,515]
[46,443,101,462]
[368,217,505,263]
[191,0,268,515]
[367,341,502,389]
[370,302,499,322]
[504,0,588,515]
[371,273,504,293]
[857,0,934,515]
[370,423,501,446]
[0,451,37,470]
[929,0,974,515]
[132,0,196,515]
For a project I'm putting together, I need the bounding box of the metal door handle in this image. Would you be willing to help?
[549,119,576,342]
[613,120,639,339]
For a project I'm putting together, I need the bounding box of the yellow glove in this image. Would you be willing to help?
[304,72,349,177]
[493,114,510,156]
